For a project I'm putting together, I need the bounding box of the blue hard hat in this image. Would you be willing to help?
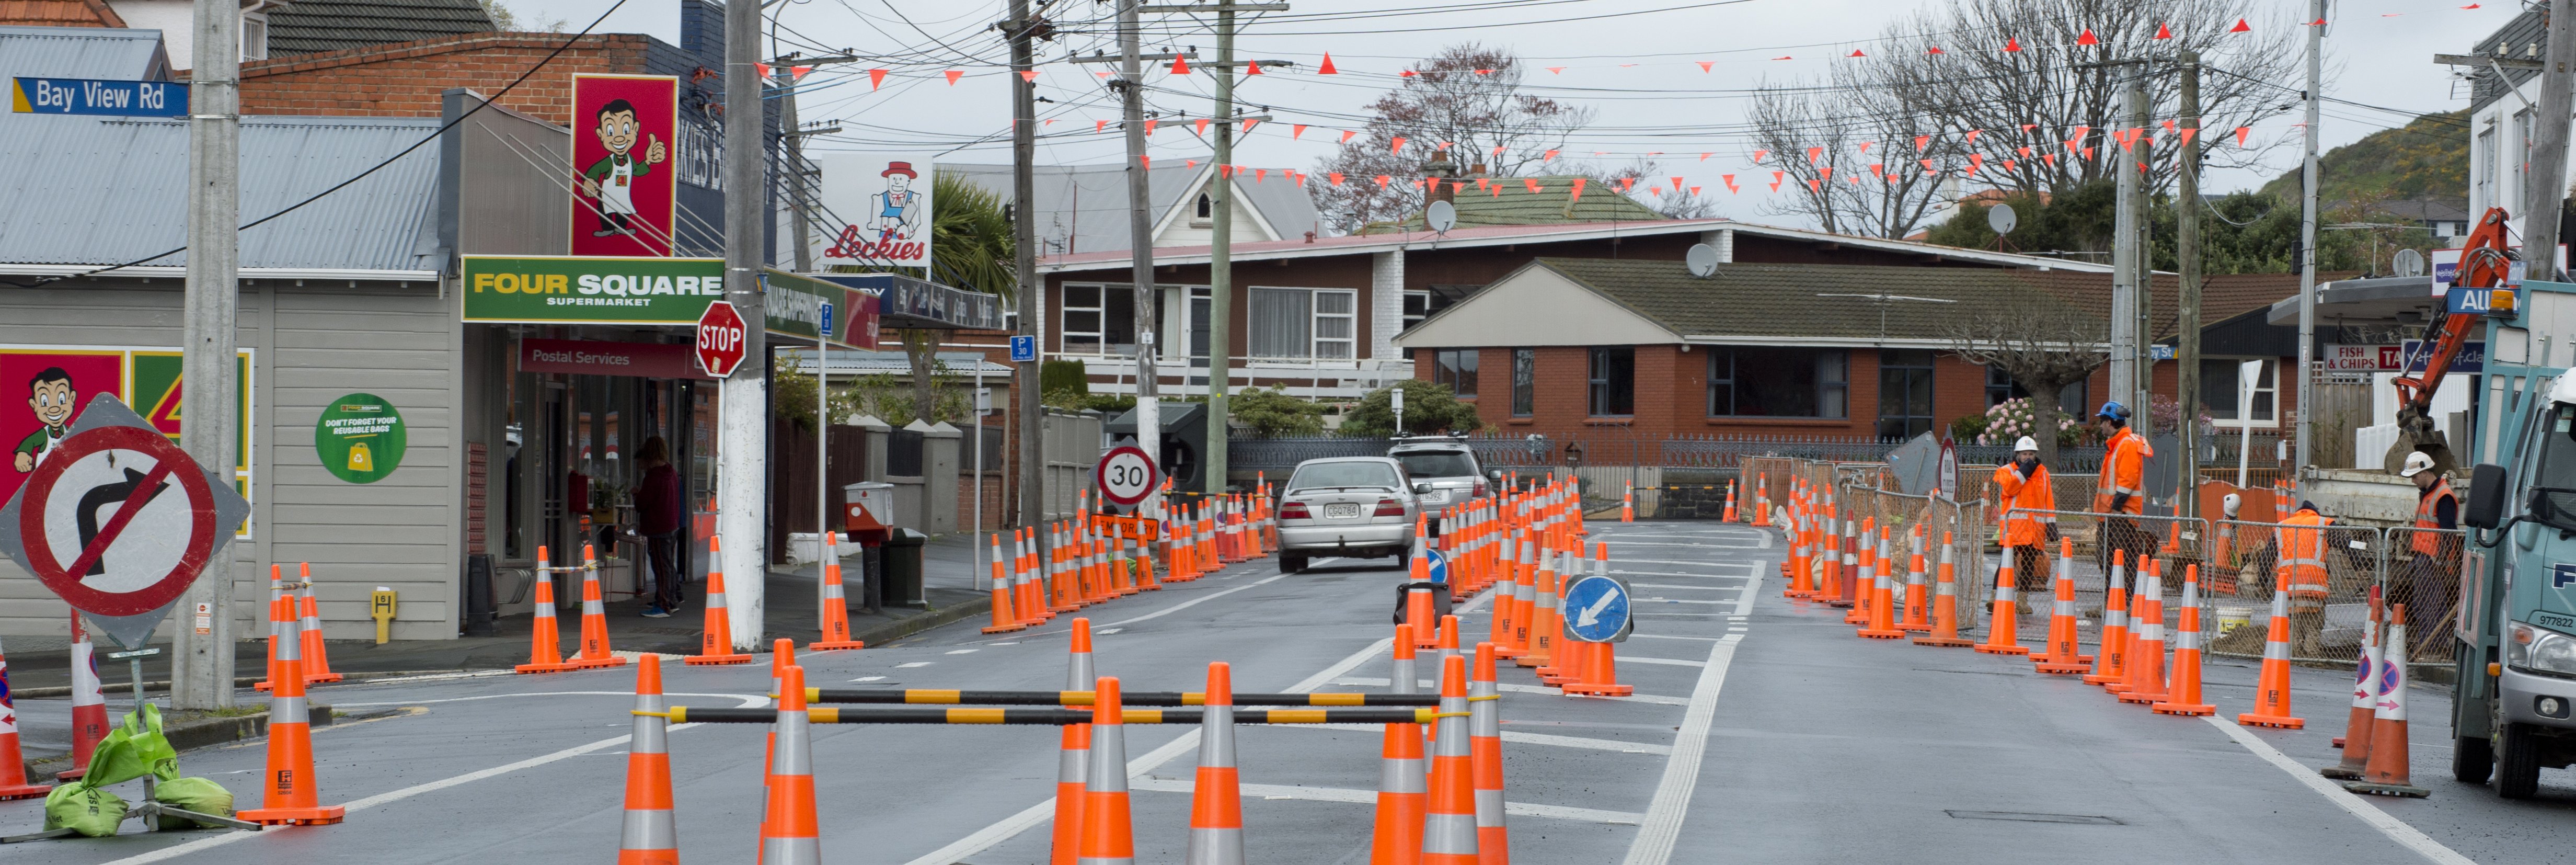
[2096,400,2130,420]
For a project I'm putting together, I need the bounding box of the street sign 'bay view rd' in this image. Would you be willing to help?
[0,395,251,649]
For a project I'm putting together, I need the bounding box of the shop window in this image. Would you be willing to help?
[1709,348,1846,418]
[1511,348,1535,417]
[2202,358,2279,427]
[1589,346,1634,416]
[1432,349,1477,397]
[1876,349,1934,439]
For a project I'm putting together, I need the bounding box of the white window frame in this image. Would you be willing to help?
[1313,289,1356,360]
[1061,282,1108,356]
[2477,124,2499,213]
[1402,290,1431,330]
[2205,356,2280,429]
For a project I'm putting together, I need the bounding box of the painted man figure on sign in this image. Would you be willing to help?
[866,161,923,243]
[12,368,74,473]
[577,99,668,238]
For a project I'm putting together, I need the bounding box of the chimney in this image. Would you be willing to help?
[1425,155,1458,206]
[1469,163,1488,178]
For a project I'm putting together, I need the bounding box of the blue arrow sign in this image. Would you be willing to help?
[1424,549,1449,585]
[1561,574,1630,643]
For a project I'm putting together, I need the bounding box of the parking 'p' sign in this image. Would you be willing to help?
[1095,446,1159,507]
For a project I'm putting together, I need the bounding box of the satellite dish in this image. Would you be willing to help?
[1987,202,2018,235]
[1685,243,1719,278]
[2393,248,2426,278]
[1425,200,1457,234]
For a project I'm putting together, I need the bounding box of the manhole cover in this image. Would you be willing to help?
[1944,810,2122,825]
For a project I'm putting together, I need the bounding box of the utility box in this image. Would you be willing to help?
[844,481,897,540]
[1107,401,1209,493]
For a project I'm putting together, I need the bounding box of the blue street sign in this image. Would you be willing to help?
[2148,345,2175,361]
[1423,549,1448,585]
[2400,339,2485,375]
[819,301,835,340]
[12,77,187,117]
[2446,286,2514,317]
[1009,335,1038,362]
[1561,574,1631,643]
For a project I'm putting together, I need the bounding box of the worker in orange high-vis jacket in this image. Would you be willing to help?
[1994,436,2059,606]
[2396,450,2460,657]
[2090,401,2158,575]
[2274,499,2337,657]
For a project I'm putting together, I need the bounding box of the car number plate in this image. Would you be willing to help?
[1420,490,1447,504]
[1324,503,1363,519]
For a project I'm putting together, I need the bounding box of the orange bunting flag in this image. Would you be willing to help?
[1689,185,1701,196]
[1218,164,1233,178]
[2004,37,2022,52]
[1697,61,1715,72]
[2069,124,2091,145]
[2004,159,2017,172]
[1295,172,1308,187]
[2042,153,2057,166]
[1256,168,1268,183]
[1096,120,1108,133]
[1649,186,1663,196]
[1721,173,1738,192]
[1340,130,1358,143]
[1928,46,1945,54]
[1292,124,1307,139]
[1171,54,1190,74]
[2076,29,2099,45]
[1544,149,1560,161]
[2178,127,2198,146]
[1819,166,1833,181]
[1860,141,1874,153]
[2235,126,2250,146]
[1242,118,1260,134]
[1546,66,1565,74]
[1019,70,1039,82]
[1400,70,1417,77]
[1318,52,1338,74]
[2018,145,2033,157]
[1473,68,1491,75]
[2114,128,2137,151]
[1437,141,1454,151]
[1870,163,1884,177]
[1919,158,1934,171]
[2229,18,2251,32]
[1189,160,1200,169]
[1807,147,1823,163]
[1767,177,1782,192]
[1488,184,1501,197]
[1139,156,1150,169]
[1914,135,1931,151]
[1195,118,1211,136]
[1807,178,1822,192]
[2082,146,2095,160]
[1144,119,1158,136]
[1569,177,1588,202]
[1970,153,1985,170]
[1670,176,1684,191]
[2161,119,2178,133]
[1329,172,1345,186]
[1849,49,1866,58]
[1753,149,1768,163]
[869,69,889,89]
[1391,136,1408,154]
[1699,152,1712,161]
[1772,55,1793,61]
[1490,145,1506,157]
[945,69,964,85]
[1375,175,1391,188]
[1247,60,1264,75]
[2155,21,2174,39]
[1525,179,1543,194]
[1964,129,1982,144]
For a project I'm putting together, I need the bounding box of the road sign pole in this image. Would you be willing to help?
[172,0,243,712]
[722,0,769,652]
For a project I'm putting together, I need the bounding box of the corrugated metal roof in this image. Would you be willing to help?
[942,161,1320,256]
[0,113,443,271]
[0,25,170,86]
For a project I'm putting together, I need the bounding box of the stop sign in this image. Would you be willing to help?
[696,300,749,377]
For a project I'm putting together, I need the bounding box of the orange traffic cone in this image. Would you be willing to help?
[1974,563,2031,655]
[687,536,755,665]
[1078,675,1138,865]
[1487,534,1521,654]
[0,640,53,800]
[1898,530,1931,633]
[2325,590,2386,778]
[296,563,342,684]
[2236,565,2307,729]
[761,664,823,863]
[258,564,284,691]
[1856,532,1904,640]
[516,545,576,674]
[2343,609,2429,797]
[1516,551,1560,670]
[619,655,679,865]
[1912,534,1973,647]
[1827,513,1858,609]
[1187,662,1245,865]
[2034,540,2092,674]
[813,534,867,650]
[1422,654,1480,864]
[1469,643,1511,865]
[1620,481,1635,523]
[569,544,628,669]
[1372,624,1430,865]
[1017,528,1054,622]
[2083,550,2132,686]
[2118,561,2170,704]
[1052,618,1096,865]
[1844,519,1875,623]
[55,614,105,782]
[237,589,346,825]
[2152,564,2216,716]
[1722,481,1737,523]
[984,534,1029,634]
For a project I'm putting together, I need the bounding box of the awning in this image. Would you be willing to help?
[816,272,1009,331]
[2265,276,2440,327]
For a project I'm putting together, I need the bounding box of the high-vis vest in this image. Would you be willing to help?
[2412,477,2458,558]
[2092,427,2152,515]
[1998,462,2056,548]
[2277,508,2332,601]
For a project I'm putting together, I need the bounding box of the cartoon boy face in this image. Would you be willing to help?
[28,373,71,431]
[885,172,912,196]
[596,105,640,156]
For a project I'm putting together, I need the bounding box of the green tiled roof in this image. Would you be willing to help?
[1365,176,1665,234]
[1530,258,2108,341]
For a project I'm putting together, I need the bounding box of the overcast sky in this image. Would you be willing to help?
[509,0,2503,231]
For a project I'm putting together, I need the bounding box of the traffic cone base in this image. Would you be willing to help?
[688,538,757,665]
[2236,713,2305,729]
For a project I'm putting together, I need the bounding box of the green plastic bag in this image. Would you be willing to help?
[83,703,178,789]
[150,776,236,830]
[42,783,129,837]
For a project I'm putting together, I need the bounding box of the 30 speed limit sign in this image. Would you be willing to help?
[1094,446,1159,507]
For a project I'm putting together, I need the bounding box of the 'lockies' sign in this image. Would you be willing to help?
[462,255,725,324]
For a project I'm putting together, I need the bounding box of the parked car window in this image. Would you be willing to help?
[1289,461,1402,491]
[1394,451,1476,479]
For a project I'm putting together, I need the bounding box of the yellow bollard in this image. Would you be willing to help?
[370,587,398,644]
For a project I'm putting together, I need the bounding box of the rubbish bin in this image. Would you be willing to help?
[881,528,928,608]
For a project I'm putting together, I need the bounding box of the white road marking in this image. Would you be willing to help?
[946,649,979,655]
[1636,599,1736,605]
[1632,633,1722,642]
[1267,723,1675,755]
[340,669,516,686]
[1630,583,1738,591]
[94,693,768,865]
[1105,572,1293,626]
[1095,628,1123,635]
[1620,633,1743,865]
[330,690,758,709]
[896,662,934,668]
[1126,777,1645,824]
[1615,560,1763,570]
[849,676,887,682]
[2201,718,2478,865]
[1735,568,1763,614]
[899,636,1398,865]
[1619,656,1708,668]
[1332,678,1691,705]
[1615,571,1757,580]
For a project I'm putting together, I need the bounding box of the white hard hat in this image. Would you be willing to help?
[2221,492,2241,518]
[2400,451,2437,477]
[2013,436,2039,452]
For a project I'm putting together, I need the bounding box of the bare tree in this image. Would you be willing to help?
[1747,78,1959,238]
[1309,43,1593,233]
[1945,308,2110,469]
[1756,0,2298,233]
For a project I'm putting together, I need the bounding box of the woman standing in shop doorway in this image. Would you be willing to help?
[635,436,686,618]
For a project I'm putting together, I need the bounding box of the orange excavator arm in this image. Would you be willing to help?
[2385,206,2517,474]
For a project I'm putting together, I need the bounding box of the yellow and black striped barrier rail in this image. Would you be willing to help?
[638,707,1443,725]
[802,688,1439,708]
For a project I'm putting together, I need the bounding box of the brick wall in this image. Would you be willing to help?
[230,33,656,122]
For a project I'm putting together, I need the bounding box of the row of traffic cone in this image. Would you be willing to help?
[520,543,631,674]
[1372,624,1514,864]
[256,562,341,690]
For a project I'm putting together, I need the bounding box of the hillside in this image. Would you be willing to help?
[2257,110,2468,206]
